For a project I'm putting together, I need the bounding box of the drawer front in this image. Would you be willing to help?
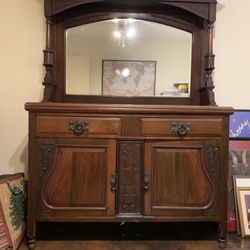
[37,116,121,136]
[141,118,223,137]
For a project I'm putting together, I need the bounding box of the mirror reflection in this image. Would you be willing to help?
[66,19,192,97]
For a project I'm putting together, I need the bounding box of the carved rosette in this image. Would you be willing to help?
[118,142,143,215]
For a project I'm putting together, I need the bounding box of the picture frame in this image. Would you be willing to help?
[232,176,250,234]
[102,60,156,96]
[236,187,250,237]
[229,110,250,139]
[228,141,250,233]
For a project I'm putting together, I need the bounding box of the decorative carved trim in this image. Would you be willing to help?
[37,144,55,213]
[42,18,56,102]
[203,145,220,214]
[38,144,55,186]
[203,145,219,180]
[123,186,137,211]
[118,142,143,215]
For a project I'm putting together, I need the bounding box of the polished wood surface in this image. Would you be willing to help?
[25,103,233,115]
[37,115,122,137]
[36,139,116,218]
[25,103,232,248]
[141,118,223,137]
[145,141,218,216]
[44,0,217,21]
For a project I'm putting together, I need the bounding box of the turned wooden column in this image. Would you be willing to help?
[200,21,216,105]
[42,17,56,102]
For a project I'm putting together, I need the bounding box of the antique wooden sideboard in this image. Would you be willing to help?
[25,0,233,249]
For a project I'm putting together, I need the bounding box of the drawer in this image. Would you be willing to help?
[37,116,121,136]
[141,118,223,137]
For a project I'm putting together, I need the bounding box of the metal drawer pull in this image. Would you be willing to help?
[171,122,191,136]
[69,120,88,134]
[144,172,149,191]
[110,174,117,192]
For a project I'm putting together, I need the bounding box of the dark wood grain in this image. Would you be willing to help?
[36,116,122,137]
[35,139,116,219]
[25,103,233,115]
[144,140,220,217]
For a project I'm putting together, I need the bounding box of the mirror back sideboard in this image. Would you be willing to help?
[25,1,233,249]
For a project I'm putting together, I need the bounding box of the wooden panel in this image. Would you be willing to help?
[117,141,143,216]
[44,146,106,207]
[38,139,116,217]
[37,116,121,137]
[141,118,222,137]
[121,117,140,137]
[153,148,211,206]
[144,141,220,216]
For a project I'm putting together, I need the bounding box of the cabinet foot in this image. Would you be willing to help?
[217,221,227,249]
[217,238,227,249]
[27,238,36,249]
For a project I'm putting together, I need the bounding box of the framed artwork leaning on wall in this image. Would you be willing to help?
[236,186,250,237]
[229,110,250,139]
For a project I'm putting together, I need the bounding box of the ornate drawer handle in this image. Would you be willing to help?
[110,174,117,192]
[144,172,149,191]
[171,122,191,136]
[69,120,88,134]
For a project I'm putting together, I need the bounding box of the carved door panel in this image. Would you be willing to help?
[37,139,116,218]
[117,141,144,217]
[144,140,221,217]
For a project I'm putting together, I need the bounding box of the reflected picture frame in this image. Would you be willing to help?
[236,186,250,237]
[102,60,156,96]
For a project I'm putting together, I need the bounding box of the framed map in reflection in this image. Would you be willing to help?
[102,60,156,96]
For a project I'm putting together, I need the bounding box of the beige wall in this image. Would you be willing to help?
[214,0,250,108]
[0,0,45,175]
[0,0,250,175]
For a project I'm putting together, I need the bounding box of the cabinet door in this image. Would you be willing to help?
[144,140,221,218]
[37,139,116,219]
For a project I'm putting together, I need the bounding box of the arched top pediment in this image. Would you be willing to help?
[45,0,216,22]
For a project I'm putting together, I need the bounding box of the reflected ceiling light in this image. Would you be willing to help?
[112,18,120,23]
[128,18,135,23]
[126,28,136,38]
[122,68,130,78]
[112,19,136,48]
[113,31,121,38]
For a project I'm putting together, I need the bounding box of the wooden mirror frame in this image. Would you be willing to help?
[43,0,217,105]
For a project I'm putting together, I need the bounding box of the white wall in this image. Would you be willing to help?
[0,0,249,175]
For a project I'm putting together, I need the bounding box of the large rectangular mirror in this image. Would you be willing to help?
[66,19,192,98]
